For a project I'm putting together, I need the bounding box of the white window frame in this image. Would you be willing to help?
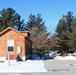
[7,40,14,52]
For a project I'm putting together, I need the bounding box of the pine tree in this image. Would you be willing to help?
[68,18,76,52]
[31,27,51,59]
[0,8,24,32]
[25,14,46,31]
[56,11,75,53]
[26,14,51,58]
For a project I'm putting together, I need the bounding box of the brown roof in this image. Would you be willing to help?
[0,27,29,37]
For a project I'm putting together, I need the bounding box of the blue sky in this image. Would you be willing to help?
[0,0,76,33]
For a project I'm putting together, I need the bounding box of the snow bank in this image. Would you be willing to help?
[0,57,6,61]
[54,56,76,60]
[0,60,47,73]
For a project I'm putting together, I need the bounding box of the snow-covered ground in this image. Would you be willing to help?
[0,60,47,73]
[54,56,76,60]
[0,56,76,73]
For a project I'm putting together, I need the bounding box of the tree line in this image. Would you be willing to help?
[0,8,76,58]
[56,11,76,55]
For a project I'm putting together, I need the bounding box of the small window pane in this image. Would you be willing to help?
[8,46,13,52]
[7,40,14,46]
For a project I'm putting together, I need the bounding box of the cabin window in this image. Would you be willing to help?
[7,40,14,52]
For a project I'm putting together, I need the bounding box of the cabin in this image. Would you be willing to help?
[0,27,32,61]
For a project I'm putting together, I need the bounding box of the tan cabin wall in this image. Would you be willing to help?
[25,37,32,56]
[0,29,26,56]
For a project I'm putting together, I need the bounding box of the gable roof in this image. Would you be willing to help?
[0,27,29,37]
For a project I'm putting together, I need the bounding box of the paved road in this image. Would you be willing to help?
[0,73,53,75]
[0,73,56,75]
[44,60,76,75]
